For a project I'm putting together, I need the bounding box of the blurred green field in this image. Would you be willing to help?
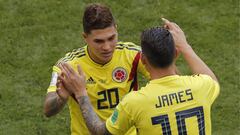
[0,0,239,134]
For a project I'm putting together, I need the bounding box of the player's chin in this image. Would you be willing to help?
[102,52,113,58]
[100,55,113,63]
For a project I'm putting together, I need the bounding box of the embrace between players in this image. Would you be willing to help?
[44,3,220,135]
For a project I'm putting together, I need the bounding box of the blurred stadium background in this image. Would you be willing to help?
[0,0,239,134]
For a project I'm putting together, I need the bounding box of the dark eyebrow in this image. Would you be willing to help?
[93,39,105,43]
[108,34,116,40]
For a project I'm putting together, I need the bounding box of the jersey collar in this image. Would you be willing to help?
[150,75,180,84]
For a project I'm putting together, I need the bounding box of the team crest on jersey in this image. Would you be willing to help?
[112,67,128,83]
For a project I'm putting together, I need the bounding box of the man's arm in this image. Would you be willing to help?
[180,45,218,82]
[44,92,67,117]
[163,18,218,82]
[76,95,111,135]
[44,72,70,117]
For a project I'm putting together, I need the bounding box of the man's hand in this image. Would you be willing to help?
[162,18,218,82]
[58,63,87,97]
[162,18,191,53]
[56,73,70,102]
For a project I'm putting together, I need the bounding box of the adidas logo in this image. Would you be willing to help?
[86,77,96,84]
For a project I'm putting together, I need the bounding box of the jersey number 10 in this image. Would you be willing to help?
[151,106,205,135]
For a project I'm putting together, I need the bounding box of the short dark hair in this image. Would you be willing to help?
[141,27,175,68]
[83,3,115,34]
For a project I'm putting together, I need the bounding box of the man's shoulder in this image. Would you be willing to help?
[121,90,145,105]
[181,74,213,82]
[179,74,219,90]
[116,41,141,52]
[55,46,87,66]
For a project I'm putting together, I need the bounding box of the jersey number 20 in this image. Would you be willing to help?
[97,88,119,109]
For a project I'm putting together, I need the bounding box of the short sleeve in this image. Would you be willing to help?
[137,55,150,79]
[106,101,134,134]
[46,66,61,93]
[196,74,220,104]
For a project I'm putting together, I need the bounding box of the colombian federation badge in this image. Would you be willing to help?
[112,67,128,83]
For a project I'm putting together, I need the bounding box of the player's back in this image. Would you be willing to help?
[123,74,219,135]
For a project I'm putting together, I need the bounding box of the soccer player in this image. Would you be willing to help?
[43,3,149,135]
[58,18,220,135]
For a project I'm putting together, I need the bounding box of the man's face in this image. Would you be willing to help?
[83,25,118,65]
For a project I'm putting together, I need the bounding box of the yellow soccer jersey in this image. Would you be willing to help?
[47,42,149,135]
[106,74,220,135]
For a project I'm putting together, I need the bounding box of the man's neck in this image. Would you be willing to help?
[150,65,177,80]
[87,47,111,65]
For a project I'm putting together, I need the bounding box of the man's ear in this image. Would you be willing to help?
[82,32,87,42]
[141,53,147,65]
[174,48,180,60]
[141,53,151,72]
